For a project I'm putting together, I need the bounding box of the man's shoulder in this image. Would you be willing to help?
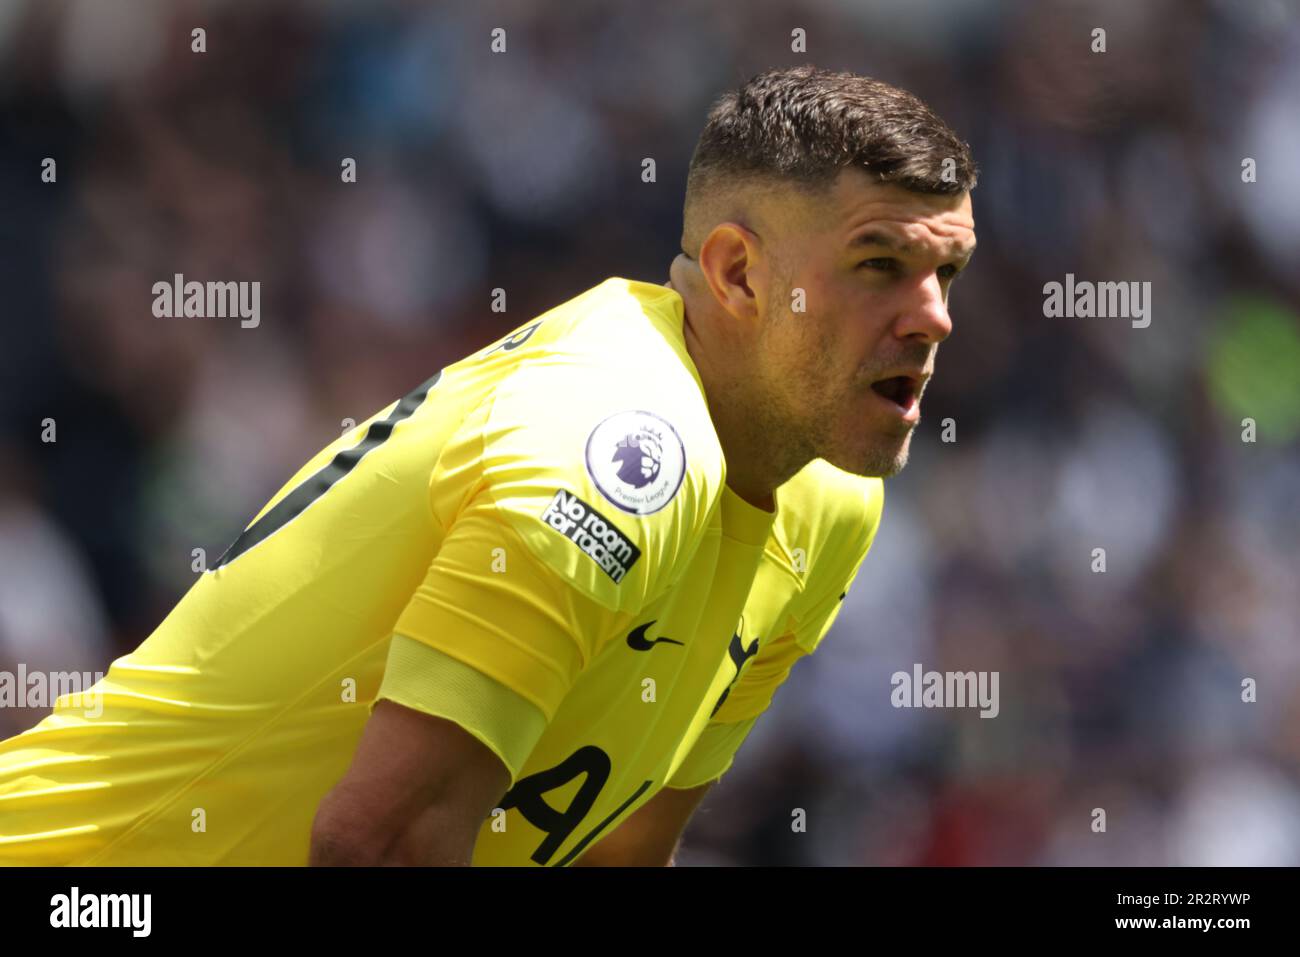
[499,276,690,365]
[551,276,702,403]
[447,288,723,613]
[776,459,884,574]
[772,462,884,647]
[783,459,883,535]
[478,276,723,498]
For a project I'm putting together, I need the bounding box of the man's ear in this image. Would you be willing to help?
[696,224,763,324]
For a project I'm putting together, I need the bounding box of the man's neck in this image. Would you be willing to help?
[665,260,806,514]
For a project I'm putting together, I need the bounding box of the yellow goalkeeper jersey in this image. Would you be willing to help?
[0,277,884,867]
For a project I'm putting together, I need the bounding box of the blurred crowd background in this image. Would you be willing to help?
[1,0,1298,865]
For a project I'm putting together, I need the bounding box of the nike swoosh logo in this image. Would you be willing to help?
[626,620,685,652]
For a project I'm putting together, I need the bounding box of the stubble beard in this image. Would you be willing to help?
[815,376,915,479]
[769,305,915,480]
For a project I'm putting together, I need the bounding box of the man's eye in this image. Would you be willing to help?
[859,258,897,272]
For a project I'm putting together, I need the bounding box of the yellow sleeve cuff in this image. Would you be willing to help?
[376,633,548,785]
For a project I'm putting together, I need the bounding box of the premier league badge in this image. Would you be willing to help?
[585,410,686,515]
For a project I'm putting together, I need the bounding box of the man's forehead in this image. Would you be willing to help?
[828,172,975,250]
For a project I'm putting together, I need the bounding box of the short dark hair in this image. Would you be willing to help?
[683,65,977,242]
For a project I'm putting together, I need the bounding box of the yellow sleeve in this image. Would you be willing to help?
[660,573,865,788]
[382,358,722,775]
[792,479,884,655]
[665,716,758,789]
[709,629,809,724]
[662,594,854,787]
[675,476,885,775]
[376,634,548,785]
[390,483,627,725]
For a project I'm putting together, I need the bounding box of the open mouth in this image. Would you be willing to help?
[869,375,920,412]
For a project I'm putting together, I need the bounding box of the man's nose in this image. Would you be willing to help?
[896,273,953,344]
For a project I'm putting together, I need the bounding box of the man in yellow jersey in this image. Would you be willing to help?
[0,65,977,866]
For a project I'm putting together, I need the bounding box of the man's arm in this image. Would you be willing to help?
[310,699,511,866]
[573,781,714,867]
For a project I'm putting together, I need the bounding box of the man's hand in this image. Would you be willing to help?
[310,699,511,866]
[573,780,714,866]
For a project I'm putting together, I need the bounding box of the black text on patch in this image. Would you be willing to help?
[540,489,642,584]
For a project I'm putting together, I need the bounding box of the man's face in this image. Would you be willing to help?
[756,170,976,478]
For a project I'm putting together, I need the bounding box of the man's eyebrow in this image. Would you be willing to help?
[848,230,916,253]
[849,230,977,262]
